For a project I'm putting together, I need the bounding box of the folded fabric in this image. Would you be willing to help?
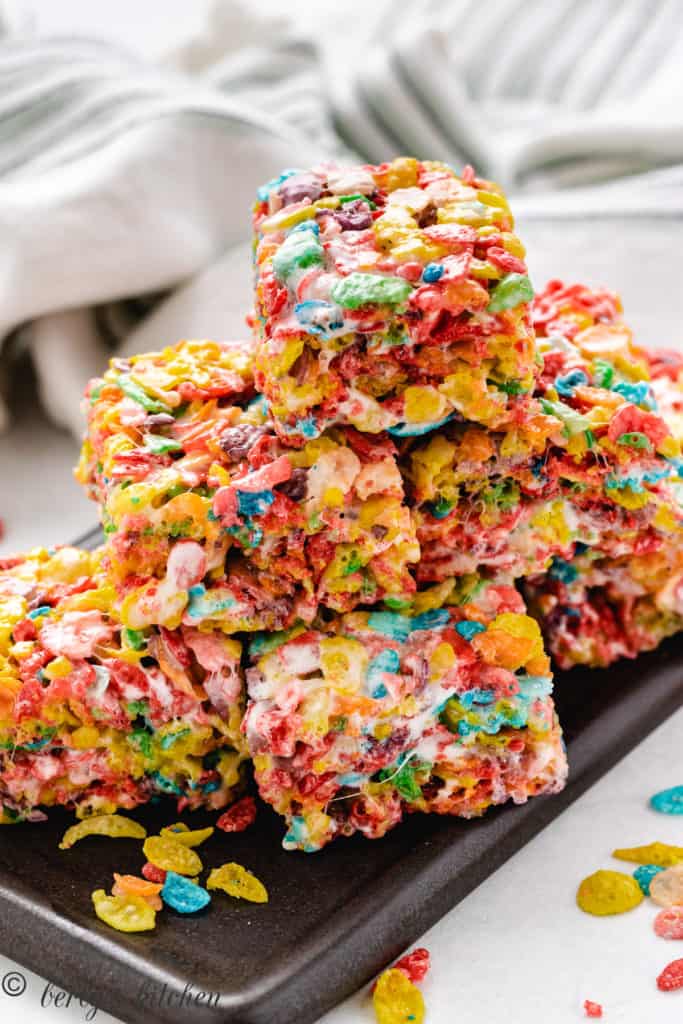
[244,581,566,851]
[0,545,247,823]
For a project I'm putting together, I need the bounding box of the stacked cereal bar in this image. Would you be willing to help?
[0,547,247,822]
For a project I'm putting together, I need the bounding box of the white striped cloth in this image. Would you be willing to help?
[2,0,683,436]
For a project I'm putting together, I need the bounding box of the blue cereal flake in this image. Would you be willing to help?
[633,863,665,896]
[548,556,578,584]
[27,605,51,620]
[296,416,319,439]
[422,262,444,282]
[288,218,320,235]
[293,300,344,337]
[186,584,236,620]
[367,648,400,698]
[236,489,275,517]
[256,168,301,202]
[613,380,656,409]
[368,612,413,642]
[388,413,455,437]
[554,369,589,398]
[650,784,683,815]
[162,872,211,914]
[459,688,495,709]
[368,608,449,640]
[411,609,450,632]
[455,620,486,642]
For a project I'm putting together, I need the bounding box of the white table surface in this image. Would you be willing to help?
[1,3,682,1023]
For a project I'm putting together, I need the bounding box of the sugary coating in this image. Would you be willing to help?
[244,583,566,851]
[207,863,268,903]
[649,865,683,908]
[92,889,157,932]
[143,835,203,876]
[576,869,643,915]
[612,842,683,868]
[0,547,247,823]
[373,968,425,1024]
[161,871,211,913]
[633,863,665,896]
[654,907,683,940]
[651,785,683,815]
[78,344,419,632]
[252,159,539,444]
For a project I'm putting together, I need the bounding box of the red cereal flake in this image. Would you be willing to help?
[216,796,257,833]
[657,958,683,992]
[655,907,683,940]
[393,948,431,985]
[584,1000,603,1018]
[141,861,167,884]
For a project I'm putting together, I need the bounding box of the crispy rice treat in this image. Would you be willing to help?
[243,581,566,851]
[251,158,539,444]
[78,340,419,633]
[0,547,247,822]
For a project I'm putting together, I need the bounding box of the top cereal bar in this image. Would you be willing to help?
[251,158,538,445]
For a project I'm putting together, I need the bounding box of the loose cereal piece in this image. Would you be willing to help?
[159,823,214,847]
[207,863,268,903]
[651,786,683,815]
[576,870,643,915]
[373,968,425,1024]
[161,871,211,914]
[649,865,683,908]
[143,835,202,876]
[217,796,257,833]
[583,1000,603,1018]
[59,815,146,850]
[613,843,683,868]
[392,948,430,985]
[633,864,665,896]
[92,889,156,933]
[657,958,683,991]
[112,873,163,910]
[654,907,683,940]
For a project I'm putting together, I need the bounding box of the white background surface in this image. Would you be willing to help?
[0,3,682,1023]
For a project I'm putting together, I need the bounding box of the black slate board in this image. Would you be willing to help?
[0,524,681,1024]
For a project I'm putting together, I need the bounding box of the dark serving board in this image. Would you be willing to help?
[0,524,681,1024]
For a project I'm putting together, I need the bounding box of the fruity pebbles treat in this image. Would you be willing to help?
[0,547,247,823]
[520,281,683,667]
[243,580,567,850]
[77,339,419,633]
[251,158,539,444]
[400,280,682,588]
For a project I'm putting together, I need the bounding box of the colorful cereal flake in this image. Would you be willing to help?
[649,864,683,908]
[59,815,147,850]
[654,907,683,941]
[576,870,643,916]
[373,968,425,1024]
[161,871,211,914]
[91,889,156,933]
[633,864,665,897]
[207,863,268,903]
[583,1000,603,1019]
[143,835,203,876]
[650,786,683,816]
[612,842,683,868]
[217,796,257,833]
[657,958,683,992]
